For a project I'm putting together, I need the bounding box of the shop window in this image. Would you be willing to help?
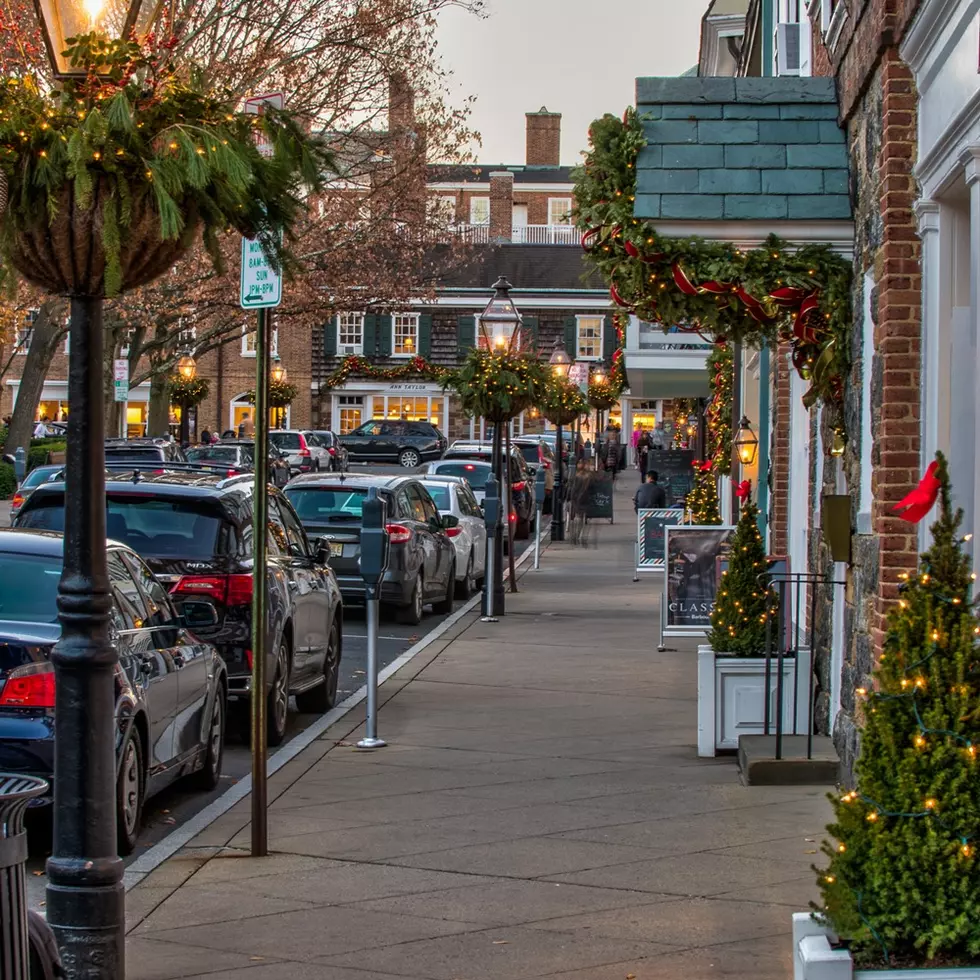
[576,316,602,360]
[392,314,419,357]
[14,310,38,354]
[338,395,363,434]
[242,325,279,357]
[337,313,364,355]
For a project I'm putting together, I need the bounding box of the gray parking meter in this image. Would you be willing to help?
[533,467,546,569]
[14,447,26,486]
[358,487,389,749]
[482,473,501,621]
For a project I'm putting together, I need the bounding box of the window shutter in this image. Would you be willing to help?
[603,315,617,361]
[418,314,433,357]
[323,316,337,358]
[523,316,539,349]
[457,314,476,352]
[363,315,377,355]
[563,316,577,357]
[377,316,393,356]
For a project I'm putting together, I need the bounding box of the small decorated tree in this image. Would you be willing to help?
[688,463,721,525]
[815,453,980,968]
[707,502,773,656]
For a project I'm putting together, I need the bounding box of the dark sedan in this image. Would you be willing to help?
[0,529,227,854]
[184,441,290,487]
[285,474,457,624]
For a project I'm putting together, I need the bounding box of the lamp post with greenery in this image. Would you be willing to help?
[0,3,330,971]
[174,350,198,446]
[542,341,581,542]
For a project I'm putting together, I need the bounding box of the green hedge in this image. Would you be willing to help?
[27,438,66,472]
[0,463,15,500]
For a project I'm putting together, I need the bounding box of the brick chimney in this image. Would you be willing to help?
[526,107,561,167]
[489,171,514,242]
[389,72,414,135]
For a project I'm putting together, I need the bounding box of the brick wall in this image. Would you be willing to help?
[769,341,792,556]
[525,109,561,167]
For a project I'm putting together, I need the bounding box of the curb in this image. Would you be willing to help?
[123,530,549,890]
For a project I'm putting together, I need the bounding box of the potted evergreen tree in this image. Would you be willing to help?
[794,453,980,979]
[697,502,809,757]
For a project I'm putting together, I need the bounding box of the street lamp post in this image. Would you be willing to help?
[271,355,287,429]
[176,350,197,447]
[548,340,572,542]
[478,277,522,617]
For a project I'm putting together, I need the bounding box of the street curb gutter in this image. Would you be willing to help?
[123,533,548,891]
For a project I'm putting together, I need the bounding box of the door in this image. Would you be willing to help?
[107,550,179,771]
[512,204,528,242]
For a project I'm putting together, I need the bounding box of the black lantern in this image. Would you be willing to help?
[176,350,197,382]
[479,276,523,351]
[549,340,572,379]
[270,354,287,384]
[735,415,759,466]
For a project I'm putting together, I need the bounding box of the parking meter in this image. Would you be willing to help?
[481,474,501,620]
[534,467,546,508]
[14,447,26,486]
[358,487,388,750]
[483,473,500,533]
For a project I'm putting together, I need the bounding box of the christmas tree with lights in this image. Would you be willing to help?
[816,453,980,968]
[688,464,721,525]
[707,502,772,656]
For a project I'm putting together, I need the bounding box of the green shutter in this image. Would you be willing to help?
[363,315,377,355]
[523,316,539,350]
[377,315,393,356]
[603,315,617,361]
[457,314,476,352]
[418,314,433,357]
[323,316,337,357]
[563,316,577,358]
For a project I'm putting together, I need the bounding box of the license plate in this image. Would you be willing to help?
[329,542,344,557]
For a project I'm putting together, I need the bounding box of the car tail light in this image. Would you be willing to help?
[298,434,311,457]
[172,573,253,607]
[11,493,24,509]
[386,523,412,544]
[328,447,337,456]
[512,481,526,492]
[446,526,463,538]
[0,662,55,708]
[509,510,517,523]
[245,648,253,670]
[227,469,239,477]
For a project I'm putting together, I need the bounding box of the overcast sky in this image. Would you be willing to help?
[435,0,704,166]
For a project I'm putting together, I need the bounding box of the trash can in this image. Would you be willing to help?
[0,774,48,980]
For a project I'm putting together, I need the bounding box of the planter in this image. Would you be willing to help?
[793,913,980,979]
[697,644,811,757]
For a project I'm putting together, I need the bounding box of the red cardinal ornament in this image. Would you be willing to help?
[892,462,941,523]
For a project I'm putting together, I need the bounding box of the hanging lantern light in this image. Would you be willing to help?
[734,415,759,466]
[176,350,197,381]
[271,354,287,384]
[478,276,523,351]
[549,339,572,378]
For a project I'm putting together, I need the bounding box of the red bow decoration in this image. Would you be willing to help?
[735,286,774,325]
[580,227,602,252]
[640,251,665,264]
[699,459,714,473]
[609,283,629,308]
[793,291,823,345]
[892,462,941,524]
[699,279,733,295]
[769,285,808,307]
[734,479,751,501]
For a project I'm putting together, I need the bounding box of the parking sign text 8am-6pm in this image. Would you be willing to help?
[240,237,282,309]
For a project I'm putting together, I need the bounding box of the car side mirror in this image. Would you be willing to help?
[441,514,460,530]
[313,537,331,565]
[180,598,220,630]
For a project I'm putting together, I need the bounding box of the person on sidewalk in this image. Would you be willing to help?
[602,435,620,480]
[634,471,667,512]
[569,460,592,546]
[636,430,652,482]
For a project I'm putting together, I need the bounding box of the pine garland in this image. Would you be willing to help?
[441,348,546,423]
[245,379,297,408]
[322,354,447,390]
[169,374,210,408]
[573,109,851,409]
[537,375,588,426]
[707,342,734,476]
[815,453,980,967]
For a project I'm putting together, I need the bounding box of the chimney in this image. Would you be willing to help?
[525,107,561,167]
[389,72,415,135]
[489,171,514,243]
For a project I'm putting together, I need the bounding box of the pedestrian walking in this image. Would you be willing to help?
[634,471,667,512]
[569,460,592,546]
[239,411,255,438]
[636,430,652,482]
[200,429,212,445]
[603,435,619,480]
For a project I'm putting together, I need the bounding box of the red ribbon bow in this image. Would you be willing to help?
[733,479,751,501]
[699,459,714,472]
[892,462,941,524]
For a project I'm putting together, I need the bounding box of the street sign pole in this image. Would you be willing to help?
[357,488,389,750]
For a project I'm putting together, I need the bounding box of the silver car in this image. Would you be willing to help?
[419,477,487,599]
[269,430,333,475]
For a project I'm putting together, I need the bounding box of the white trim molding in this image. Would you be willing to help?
[650,220,854,255]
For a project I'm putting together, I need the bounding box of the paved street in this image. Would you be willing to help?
[123,477,830,980]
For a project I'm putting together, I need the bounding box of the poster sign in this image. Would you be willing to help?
[645,450,695,508]
[637,509,682,570]
[568,362,589,393]
[664,524,735,636]
[113,359,129,403]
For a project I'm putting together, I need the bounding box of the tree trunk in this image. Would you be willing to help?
[2,302,66,454]
[146,372,171,437]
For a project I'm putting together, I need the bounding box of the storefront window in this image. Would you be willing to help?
[362,393,445,428]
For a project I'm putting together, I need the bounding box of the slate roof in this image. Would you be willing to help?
[433,244,605,292]
[633,77,852,222]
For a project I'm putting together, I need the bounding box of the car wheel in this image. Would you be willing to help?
[399,448,421,468]
[296,622,340,713]
[267,638,290,747]
[116,729,144,856]
[456,553,474,600]
[433,561,455,614]
[190,683,225,791]
[398,573,424,625]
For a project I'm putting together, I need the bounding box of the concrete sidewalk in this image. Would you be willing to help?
[126,478,831,980]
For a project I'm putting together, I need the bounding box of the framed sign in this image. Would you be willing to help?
[663,524,735,637]
[584,473,614,521]
[645,450,695,507]
[636,509,682,572]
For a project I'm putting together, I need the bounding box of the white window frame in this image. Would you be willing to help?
[469,197,490,226]
[242,325,279,358]
[575,315,603,361]
[392,313,420,358]
[15,309,39,354]
[548,197,572,226]
[337,312,365,355]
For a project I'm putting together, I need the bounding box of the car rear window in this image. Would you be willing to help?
[285,487,368,523]
[185,446,242,464]
[422,484,451,509]
[0,552,61,623]
[269,432,301,451]
[516,444,539,463]
[105,447,163,462]
[434,463,490,490]
[17,495,226,559]
[20,466,60,490]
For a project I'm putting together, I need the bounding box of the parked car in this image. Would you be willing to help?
[537,429,582,463]
[514,437,557,510]
[423,459,493,505]
[8,465,65,525]
[0,528,227,854]
[184,441,291,487]
[104,438,186,465]
[418,477,487,599]
[438,444,535,538]
[268,430,332,475]
[307,431,350,473]
[340,419,447,468]
[14,472,343,745]
[285,473,457,623]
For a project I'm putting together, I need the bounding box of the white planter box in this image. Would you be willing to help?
[793,913,980,979]
[697,644,812,757]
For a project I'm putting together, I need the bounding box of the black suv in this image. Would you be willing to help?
[340,419,447,468]
[14,472,344,745]
[104,438,186,465]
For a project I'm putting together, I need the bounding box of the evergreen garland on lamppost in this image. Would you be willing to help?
[815,453,980,968]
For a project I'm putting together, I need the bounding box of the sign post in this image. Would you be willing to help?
[358,488,390,750]
[113,359,129,438]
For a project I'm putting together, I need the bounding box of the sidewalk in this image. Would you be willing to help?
[126,478,831,980]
